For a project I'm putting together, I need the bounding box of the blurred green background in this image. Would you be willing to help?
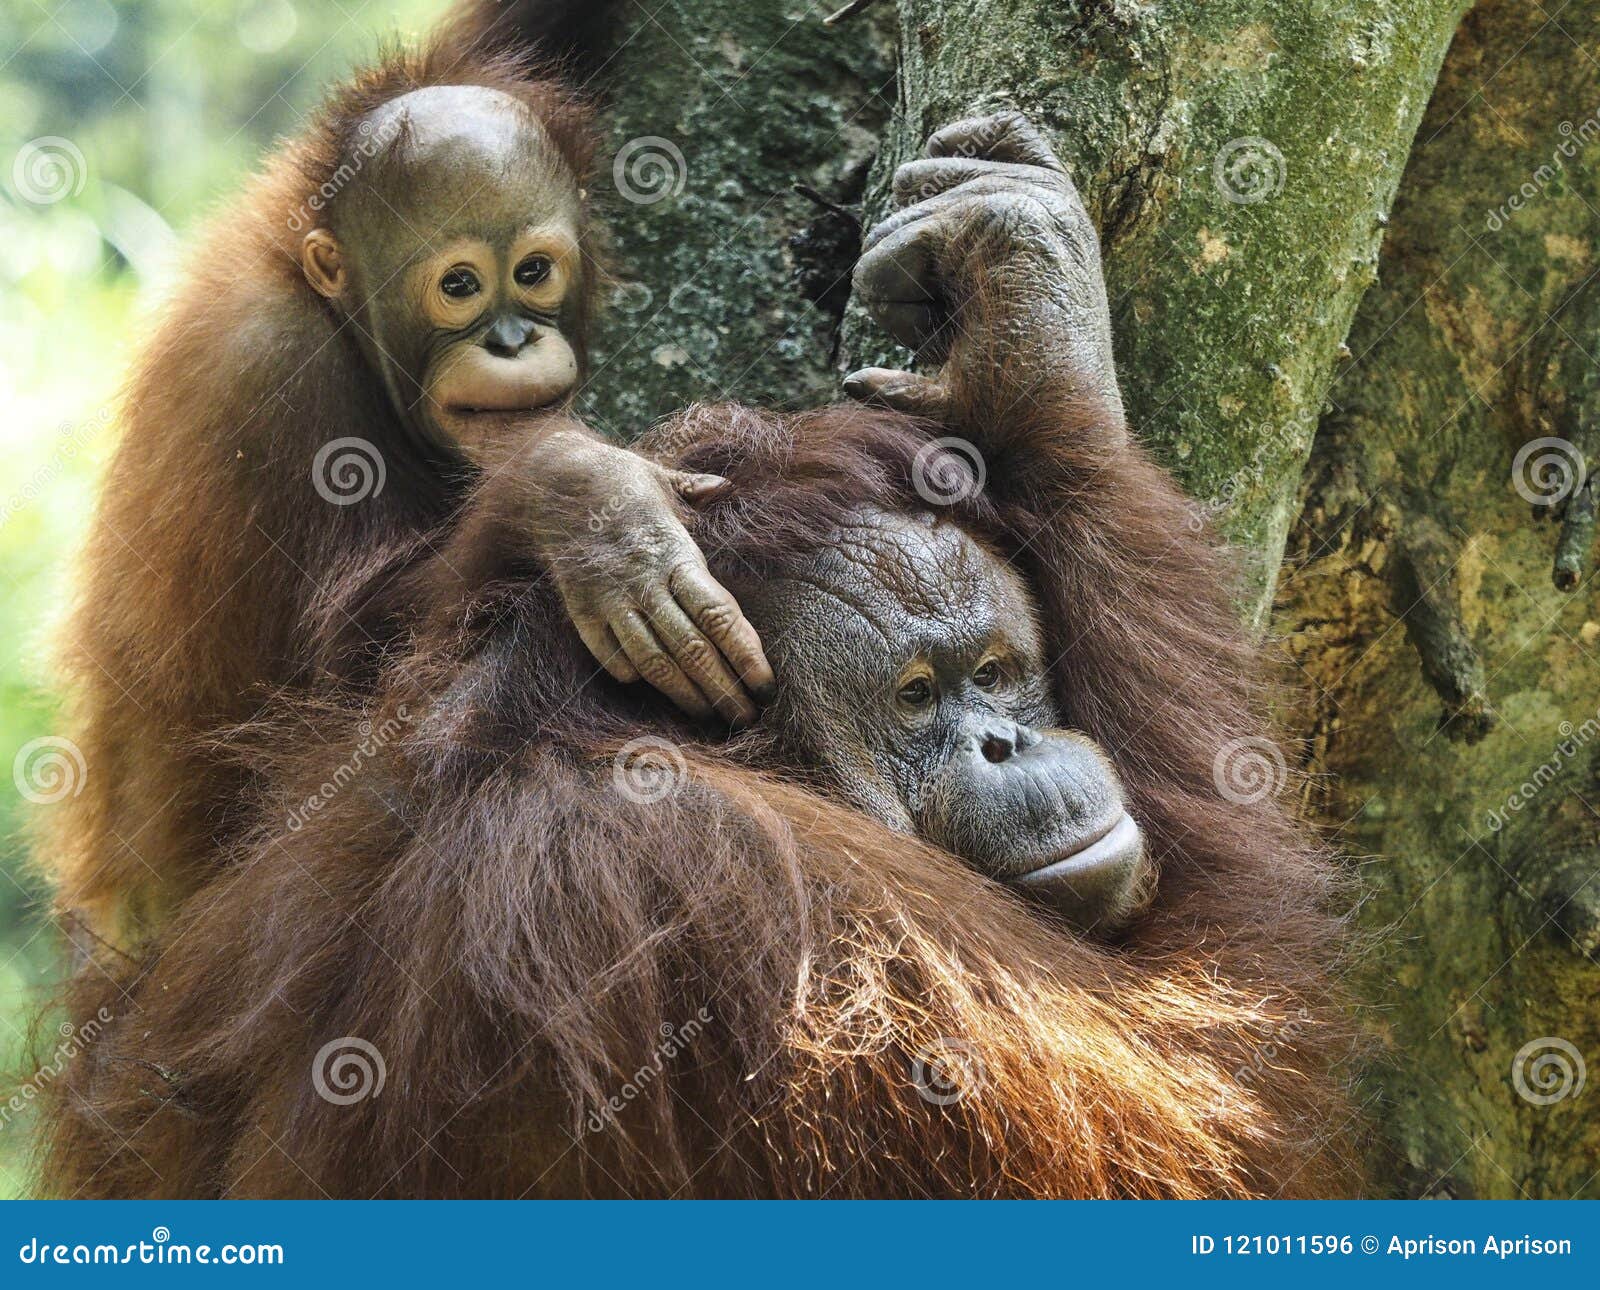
[0,0,445,1198]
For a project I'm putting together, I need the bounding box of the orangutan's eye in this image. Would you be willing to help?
[973,660,1002,689]
[514,255,553,287]
[897,677,933,708]
[440,267,481,299]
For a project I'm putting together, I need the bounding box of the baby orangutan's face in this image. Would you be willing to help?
[300,85,586,456]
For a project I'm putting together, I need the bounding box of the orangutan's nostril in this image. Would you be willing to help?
[981,734,1014,763]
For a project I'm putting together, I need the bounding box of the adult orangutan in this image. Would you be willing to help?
[39,114,1360,1199]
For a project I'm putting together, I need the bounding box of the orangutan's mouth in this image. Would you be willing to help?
[1013,810,1142,884]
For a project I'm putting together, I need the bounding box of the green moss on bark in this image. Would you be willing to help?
[575,3,892,437]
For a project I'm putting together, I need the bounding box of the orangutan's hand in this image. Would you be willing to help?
[845,111,1125,445]
[526,428,774,725]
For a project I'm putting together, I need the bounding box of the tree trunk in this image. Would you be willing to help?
[1282,0,1600,1198]
[578,3,893,436]
[580,0,1596,1195]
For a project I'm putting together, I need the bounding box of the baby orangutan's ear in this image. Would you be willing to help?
[301,229,348,299]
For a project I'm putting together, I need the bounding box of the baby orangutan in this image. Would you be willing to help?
[49,39,768,943]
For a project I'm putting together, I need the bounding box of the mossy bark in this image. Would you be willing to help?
[1281,0,1600,1198]
[575,3,893,437]
[859,0,1472,620]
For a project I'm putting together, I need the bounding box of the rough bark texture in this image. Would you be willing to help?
[577,0,1595,1195]
[575,3,893,439]
[1281,0,1600,1198]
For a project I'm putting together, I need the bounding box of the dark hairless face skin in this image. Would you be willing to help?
[730,507,1150,935]
[301,85,585,455]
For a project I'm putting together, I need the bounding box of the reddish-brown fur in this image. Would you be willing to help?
[44,34,598,940]
[37,384,1363,1197]
[35,0,1361,1201]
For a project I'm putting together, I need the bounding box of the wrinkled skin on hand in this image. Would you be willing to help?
[846,111,1125,444]
[525,428,774,724]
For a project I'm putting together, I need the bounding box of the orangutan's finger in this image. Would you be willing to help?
[612,608,714,721]
[573,614,640,684]
[842,368,951,421]
[669,564,775,701]
[643,591,759,726]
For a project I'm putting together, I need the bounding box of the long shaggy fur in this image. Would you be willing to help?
[37,393,1362,1198]
[41,29,598,940]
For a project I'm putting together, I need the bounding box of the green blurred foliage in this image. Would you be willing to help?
[0,0,444,1198]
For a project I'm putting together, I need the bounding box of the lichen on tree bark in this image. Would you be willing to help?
[1282,0,1600,1198]
[852,0,1472,620]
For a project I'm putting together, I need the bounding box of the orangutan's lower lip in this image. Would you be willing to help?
[1012,811,1141,884]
